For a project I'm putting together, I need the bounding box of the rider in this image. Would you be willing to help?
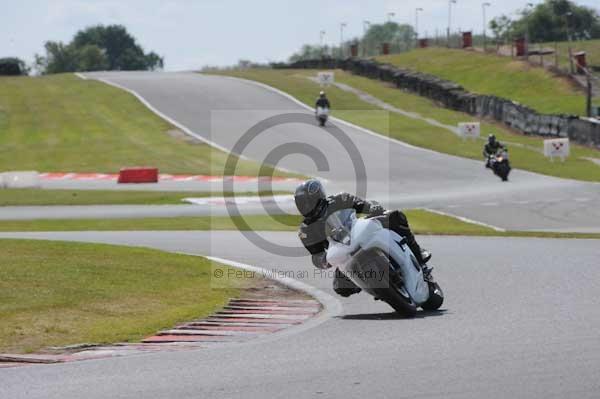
[315,91,330,111]
[483,134,505,168]
[295,179,431,297]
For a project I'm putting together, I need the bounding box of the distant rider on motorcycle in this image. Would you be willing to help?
[483,134,505,168]
[295,179,431,297]
[315,91,330,112]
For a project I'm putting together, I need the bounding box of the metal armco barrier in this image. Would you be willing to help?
[276,57,600,148]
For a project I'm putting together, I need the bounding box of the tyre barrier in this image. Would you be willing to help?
[117,167,159,184]
[277,57,600,148]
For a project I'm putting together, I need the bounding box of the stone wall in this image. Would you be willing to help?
[278,58,600,148]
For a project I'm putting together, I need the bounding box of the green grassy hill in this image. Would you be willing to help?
[539,39,600,70]
[213,69,600,182]
[377,48,587,115]
[0,74,281,176]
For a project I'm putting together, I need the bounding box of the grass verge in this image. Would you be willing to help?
[0,211,598,239]
[0,74,286,176]
[211,68,600,182]
[0,239,252,353]
[0,189,291,206]
[377,47,586,115]
[539,39,600,72]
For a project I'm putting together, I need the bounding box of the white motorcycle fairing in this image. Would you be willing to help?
[326,216,430,305]
[316,106,329,117]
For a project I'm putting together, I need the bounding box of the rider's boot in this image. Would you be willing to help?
[383,210,433,267]
[333,268,362,297]
[419,248,432,264]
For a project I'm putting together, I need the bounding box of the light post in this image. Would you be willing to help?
[447,0,457,47]
[415,8,423,46]
[387,12,395,23]
[565,11,574,73]
[525,2,534,59]
[482,2,491,51]
[363,20,371,56]
[319,30,326,57]
[340,22,347,58]
[565,11,573,42]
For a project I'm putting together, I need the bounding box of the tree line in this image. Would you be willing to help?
[289,0,600,62]
[1,25,163,76]
[490,0,600,44]
[289,22,416,62]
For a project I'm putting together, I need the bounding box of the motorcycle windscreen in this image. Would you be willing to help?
[325,209,356,245]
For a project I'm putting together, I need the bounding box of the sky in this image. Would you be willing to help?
[2,0,599,71]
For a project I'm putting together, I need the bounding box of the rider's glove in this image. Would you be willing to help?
[311,252,331,269]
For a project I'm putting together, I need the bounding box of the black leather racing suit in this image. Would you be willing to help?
[315,97,330,109]
[483,141,504,157]
[298,193,426,297]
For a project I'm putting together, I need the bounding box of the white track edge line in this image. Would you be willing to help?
[73,73,298,176]
[218,74,600,186]
[421,207,507,232]
[205,255,343,321]
[214,74,461,157]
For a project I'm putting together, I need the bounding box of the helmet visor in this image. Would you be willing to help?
[325,209,356,245]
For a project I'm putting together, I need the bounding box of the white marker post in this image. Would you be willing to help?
[458,122,480,140]
[543,138,570,162]
[317,71,335,87]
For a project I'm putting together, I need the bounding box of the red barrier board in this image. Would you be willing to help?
[118,167,159,183]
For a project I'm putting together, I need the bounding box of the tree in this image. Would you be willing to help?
[492,0,600,42]
[361,22,416,56]
[36,24,164,74]
[288,22,417,62]
[489,15,513,44]
[76,45,109,71]
[73,25,139,70]
[144,52,164,71]
[289,44,328,62]
[37,41,79,74]
[0,57,29,75]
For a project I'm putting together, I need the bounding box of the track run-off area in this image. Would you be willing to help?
[1,72,600,399]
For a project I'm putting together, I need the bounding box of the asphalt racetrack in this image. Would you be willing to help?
[5,71,598,232]
[0,231,599,399]
[2,72,599,398]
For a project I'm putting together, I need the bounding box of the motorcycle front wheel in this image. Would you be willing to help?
[421,281,444,311]
[374,251,418,317]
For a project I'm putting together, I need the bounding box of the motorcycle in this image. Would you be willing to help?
[316,106,329,127]
[325,209,444,317]
[487,148,511,182]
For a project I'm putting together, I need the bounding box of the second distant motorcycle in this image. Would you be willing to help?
[315,91,330,127]
[316,106,329,127]
[487,148,511,181]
